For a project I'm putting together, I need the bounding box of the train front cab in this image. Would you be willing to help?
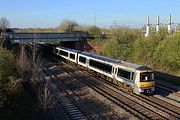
[134,70,155,95]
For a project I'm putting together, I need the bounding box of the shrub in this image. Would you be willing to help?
[130,31,169,65]
[90,27,180,76]
[102,39,132,60]
[153,33,180,72]
[102,28,139,60]
[0,48,20,108]
[0,48,16,82]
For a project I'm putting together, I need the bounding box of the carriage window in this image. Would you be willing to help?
[89,59,112,73]
[117,68,131,80]
[55,49,58,53]
[79,56,86,63]
[60,50,68,57]
[70,53,75,60]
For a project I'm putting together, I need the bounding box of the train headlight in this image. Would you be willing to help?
[139,87,144,92]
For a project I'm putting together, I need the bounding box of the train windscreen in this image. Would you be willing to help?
[140,72,154,82]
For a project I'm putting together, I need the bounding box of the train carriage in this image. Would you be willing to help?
[114,61,155,94]
[114,63,135,89]
[78,52,155,94]
[43,44,155,95]
[55,47,79,63]
[78,52,120,78]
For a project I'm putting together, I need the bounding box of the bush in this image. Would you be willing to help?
[102,28,139,60]
[102,39,132,60]
[0,48,16,81]
[0,48,20,108]
[90,27,180,76]
[0,47,31,120]
[153,33,180,72]
[110,28,140,43]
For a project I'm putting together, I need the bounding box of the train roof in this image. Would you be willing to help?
[58,46,80,53]
[80,52,152,70]
[120,61,152,70]
[79,52,121,63]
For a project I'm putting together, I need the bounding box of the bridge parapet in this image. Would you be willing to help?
[11,32,87,44]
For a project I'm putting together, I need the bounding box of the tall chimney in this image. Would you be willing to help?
[168,14,172,33]
[145,16,150,37]
[156,16,160,33]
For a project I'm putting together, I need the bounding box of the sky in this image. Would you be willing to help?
[0,0,180,28]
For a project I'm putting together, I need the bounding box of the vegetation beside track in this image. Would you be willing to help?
[0,47,31,120]
[88,28,180,85]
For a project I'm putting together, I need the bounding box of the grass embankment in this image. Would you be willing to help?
[0,48,31,120]
[89,28,180,85]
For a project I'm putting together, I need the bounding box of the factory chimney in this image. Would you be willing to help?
[145,16,150,37]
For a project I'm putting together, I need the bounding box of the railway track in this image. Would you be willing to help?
[156,83,180,97]
[85,72,180,119]
[51,61,169,119]
[80,67,180,117]
[44,55,180,119]
[57,59,180,120]
[43,67,89,120]
[69,62,180,106]
[44,64,107,120]
[154,83,180,104]
[26,68,67,120]
[67,62,180,110]
[156,83,180,92]
[155,89,180,105]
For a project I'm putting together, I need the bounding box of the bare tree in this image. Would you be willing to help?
[0,17,10,30]
[16,43,31,79]
[37,81,56,119]
[31,36,43,81]
[25,33,53,119]
[15,32,43,82]
[58,19,79,32]
[0,17,10,47]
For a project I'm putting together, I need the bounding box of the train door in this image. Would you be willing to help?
[86,58,90,68]
[112,65,117,78]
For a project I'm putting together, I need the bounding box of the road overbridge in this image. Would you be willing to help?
[11,32,87,44]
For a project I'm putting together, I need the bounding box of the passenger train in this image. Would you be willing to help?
[43,44,155,95]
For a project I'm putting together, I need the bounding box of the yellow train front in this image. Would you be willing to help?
[114,61,155,95]
[134,70,155,94]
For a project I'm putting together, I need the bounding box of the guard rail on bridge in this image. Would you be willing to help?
[10,32,87,44]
